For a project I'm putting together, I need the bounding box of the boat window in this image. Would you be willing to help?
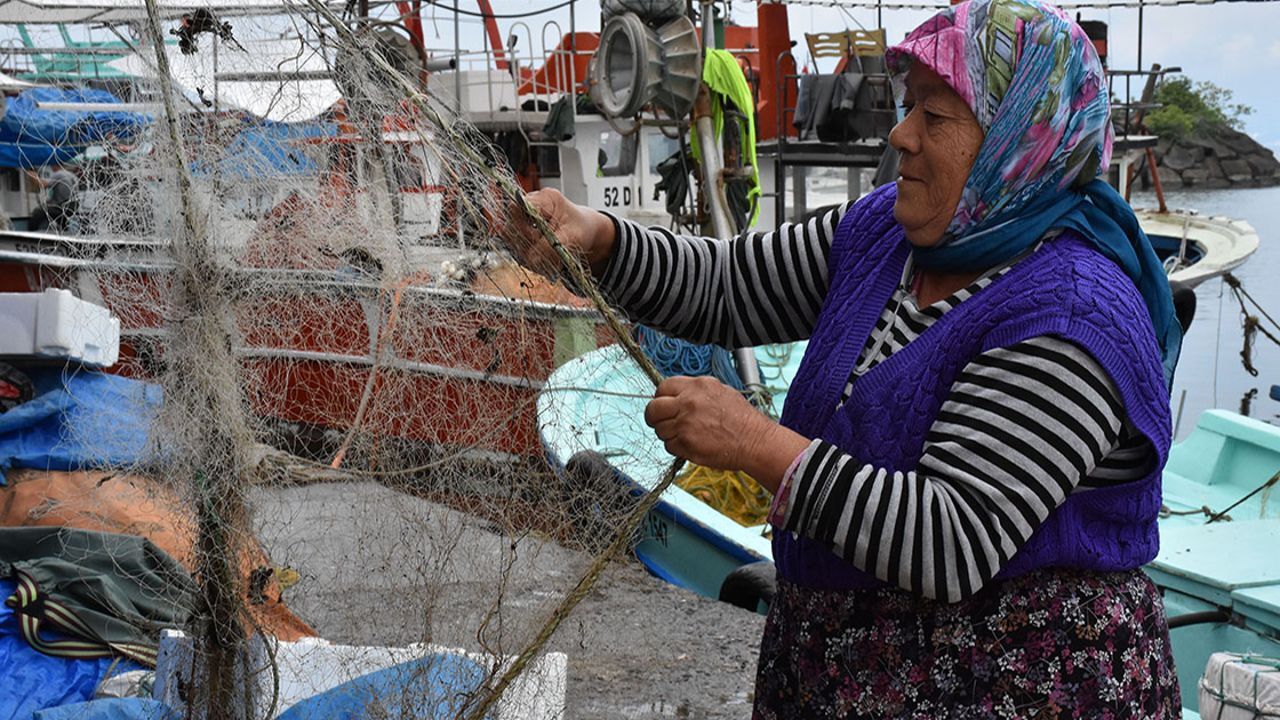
[597,130,638,177]
[534,145,561,179]
[647,134,680,174]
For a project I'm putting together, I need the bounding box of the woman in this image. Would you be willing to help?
[520,0,1181,715]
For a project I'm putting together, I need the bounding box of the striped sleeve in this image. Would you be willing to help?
[595,204,850,348]
[779,336,1149,602]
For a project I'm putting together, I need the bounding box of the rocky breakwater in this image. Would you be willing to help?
[1154,126,1280,189]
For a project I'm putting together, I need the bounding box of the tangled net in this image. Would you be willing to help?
[0,2,770,718]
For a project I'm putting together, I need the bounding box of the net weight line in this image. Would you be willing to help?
[141,1,260,718]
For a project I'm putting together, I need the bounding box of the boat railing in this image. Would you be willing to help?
[1108,65,1181,139]
[0,42,132,84]
[1106,65,1182,206]
[429,18,590,144]
[759,48,893,225]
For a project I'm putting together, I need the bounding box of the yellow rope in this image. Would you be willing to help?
[675,464,772,527]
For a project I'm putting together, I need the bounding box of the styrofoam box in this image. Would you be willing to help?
[1199,652,1280,719]
[154,630,567,720]
[0,289,120,367]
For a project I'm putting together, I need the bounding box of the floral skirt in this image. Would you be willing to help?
[754,568,1180,719]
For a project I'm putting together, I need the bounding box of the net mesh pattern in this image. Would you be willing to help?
[0,6,753,718]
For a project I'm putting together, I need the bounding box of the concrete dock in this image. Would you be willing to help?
[254,482,765,719]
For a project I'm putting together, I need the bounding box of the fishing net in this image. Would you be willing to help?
[0,3,770,718]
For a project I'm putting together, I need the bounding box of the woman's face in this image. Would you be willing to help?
[888,65,985,248]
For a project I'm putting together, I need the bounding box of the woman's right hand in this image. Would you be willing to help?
[510,188,617,279]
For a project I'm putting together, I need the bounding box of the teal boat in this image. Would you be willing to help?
[538,340,1280,717]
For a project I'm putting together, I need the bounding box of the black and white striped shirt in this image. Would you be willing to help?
[599,205,1154,601]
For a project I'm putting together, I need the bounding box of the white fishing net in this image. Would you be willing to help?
[0,3,774,719]
[0,2,788,712]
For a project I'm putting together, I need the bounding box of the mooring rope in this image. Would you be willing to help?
[1224,273,1280,377]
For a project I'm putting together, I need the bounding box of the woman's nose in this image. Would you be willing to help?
[888,112,920,155]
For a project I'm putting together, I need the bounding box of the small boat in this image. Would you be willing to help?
[1138,207,1260,288]
[538,338,1280,716]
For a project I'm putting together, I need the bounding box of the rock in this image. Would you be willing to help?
[1209,139,1237,159]
[1156,165,1184,189]
[1158,126,1280,187]
[1246,153,1280,176]
[1204,154,1225,180]
[1161,143,1197,172]
[1221,158,1253,183]
[1185,134,1237,159]
[1182,167,1209,186]
[1220,127,1262,156]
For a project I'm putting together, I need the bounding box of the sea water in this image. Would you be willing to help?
[1133,187,1280,437]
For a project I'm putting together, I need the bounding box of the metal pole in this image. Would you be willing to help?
[696,0,764,394]
[454,0,464,248]
[1137,0,1144,72]
[570,0,577,89]
[453,0,463,115]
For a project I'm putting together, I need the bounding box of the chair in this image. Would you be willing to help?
[794,29,893,143]
[804,29,887,71]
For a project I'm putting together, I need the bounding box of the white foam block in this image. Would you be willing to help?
[154,631,567,720]
[0,289,120,367]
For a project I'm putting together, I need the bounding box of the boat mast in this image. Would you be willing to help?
[695,0,764,393]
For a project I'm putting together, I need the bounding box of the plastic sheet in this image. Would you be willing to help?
[0,579,142,720]
[0,369,161,485]
[0,88,146,170]
[275,654,488,720]
[32,699,176,720]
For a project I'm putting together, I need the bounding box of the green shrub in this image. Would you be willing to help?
[1145,76,1253,140]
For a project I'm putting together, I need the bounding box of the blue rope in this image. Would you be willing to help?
[634,325,745,391]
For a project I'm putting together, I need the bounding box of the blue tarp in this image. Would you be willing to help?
[0,369,162,485]
[33,699,176,720]
[191,121,335,180]
[277,655,489,720]
[0,579,146,720]
[0,88,148,169]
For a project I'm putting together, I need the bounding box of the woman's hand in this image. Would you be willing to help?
[510,188,617,278]
[644,376,811,494]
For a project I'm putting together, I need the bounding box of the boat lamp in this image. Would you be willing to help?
[590,12,701,119]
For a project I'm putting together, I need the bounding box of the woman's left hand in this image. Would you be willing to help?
[644,376,811,493]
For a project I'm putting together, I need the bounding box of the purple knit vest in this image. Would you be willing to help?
[775,184,1171,592]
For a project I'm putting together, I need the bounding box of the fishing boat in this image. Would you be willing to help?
[0,7,632,462]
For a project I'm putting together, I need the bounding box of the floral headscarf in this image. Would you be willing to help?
[886,0,1181,386]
